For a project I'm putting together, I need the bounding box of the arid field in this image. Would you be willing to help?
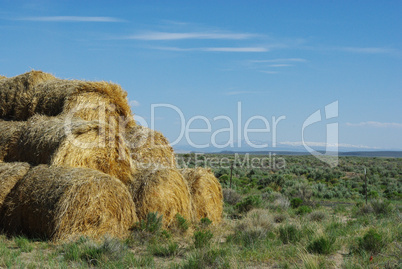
[1,154,401,268]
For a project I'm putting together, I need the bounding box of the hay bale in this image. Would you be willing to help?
[0,120,26,161]
[0,71,55,120]
[5,115,135,184]
[128,167,192,227]
[0,71,135,125]
[0,162,30,209]
[125,124,176,168]
[181,168,223,224]
[0,165,138,241]
[31,79,135,126]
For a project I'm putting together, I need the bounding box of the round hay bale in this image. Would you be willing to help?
[0,165,138,241]
[125,124,176,169]
[0,71,135,125]
[181,167,223,224]
[5,115,135,184]
[0,120,26,161]
[129,167,192,227]
[0,162,30,209]
[0,71,55,120]
[31,79,135,126]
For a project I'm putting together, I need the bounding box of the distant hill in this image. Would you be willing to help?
[338,151,402,158]
[174,142,402,158]
[210,151,402,158]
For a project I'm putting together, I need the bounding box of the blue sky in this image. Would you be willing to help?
[1,0,401,151]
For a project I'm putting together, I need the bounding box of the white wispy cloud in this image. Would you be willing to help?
[152,46,268,52]
[205,47,268,52]
[337,47,396,54]
[17,16,124,22]
[346,121,402,128]
[250,58,306,63]
[224,91,263,96]
[159,20,189,26]
[259,71,278,74]
[269,64,293,67]
[246,58,304,74]
[125,31,256,40]
[302,45,400,56]
[280,141,378,149]
[129,100,140,107]
[152,46,194,52]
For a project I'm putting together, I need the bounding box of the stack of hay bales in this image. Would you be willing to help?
[0,71,223,240]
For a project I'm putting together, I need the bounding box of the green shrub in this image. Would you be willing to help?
[15,236,33,252]
[89,237,127,265]
[219,174,230,184]
[62,238,84,262]
[222,188,242,205]
[267,193,290,211]
[180,248,230,269]
[355,203,374,215]
[0,241,21,267]
[161,229,172,239]
[175,214,189,233]
[126,255,155,268]
[62,237,127,266]
[148,242,179,257]
[358,229,385,254]
[279,225,301,244]
[325,221,347,237]
[369,190,379,199]
[354,200,393,217]
[261,186,274,193]
[228,209,274,248]
[200,217,212,227]
[131,212,163,233]
[307,236,336,255]
[235,195,262,213]
[308,211,326,222]
[291,197,303,208]
[296,205,312,215]
[274,214,287,223]
[194,230,214,249]
[370,199,393,216]
[79,246,105,265]
[333,204,347,214]
[230,227,273,248]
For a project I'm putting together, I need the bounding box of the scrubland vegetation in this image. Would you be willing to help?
[1,155,401,268]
